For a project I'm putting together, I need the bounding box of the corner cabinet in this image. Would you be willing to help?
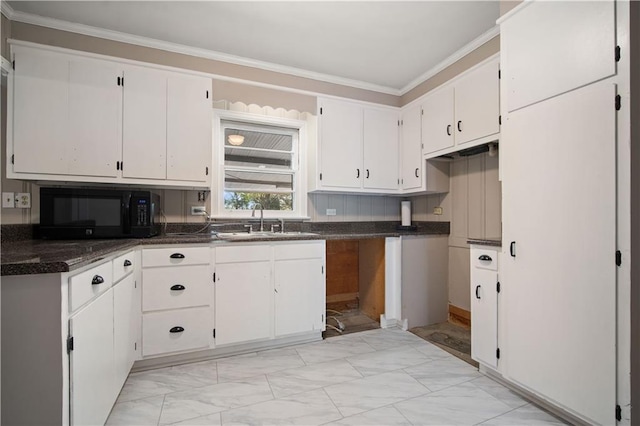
[8,42,212,188]
[422,57,500,158]
[313,98,399,193]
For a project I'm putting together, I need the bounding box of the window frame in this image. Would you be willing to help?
[212,110,309,219]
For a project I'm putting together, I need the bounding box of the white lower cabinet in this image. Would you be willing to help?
[113,273,138,392]
[469,245,499,369]
[69,288,115,426]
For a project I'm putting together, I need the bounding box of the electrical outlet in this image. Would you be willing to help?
[15,193,31,208]
[326,208,337,216]
[433,206,443,215]
[191,206,207,216]
[2,192,14,208]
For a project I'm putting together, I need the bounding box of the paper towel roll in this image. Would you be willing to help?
[401,201,411,226]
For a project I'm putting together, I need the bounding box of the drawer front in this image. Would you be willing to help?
[143,265,211,311]
[274,241,325,261]
[142,247,210,268]
[471,247,499,271]
[69,261,114,312]
[216,244,271,263]
[142,307,211,357]
[113,250,135,283]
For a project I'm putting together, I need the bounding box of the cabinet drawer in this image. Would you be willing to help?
[216,244,271,263]
[142,307,210,357]
[274,242,325,260]
[113,250,135,282]
[471,247,498,271]
[69,261,113,312]
[142,265,211,311]
[142,247,210,267]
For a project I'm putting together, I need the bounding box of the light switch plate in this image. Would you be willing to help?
[15,193,31,208]
[2,192,14,208]
[326,208,337,216]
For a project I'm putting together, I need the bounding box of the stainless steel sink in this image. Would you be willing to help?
[214,231,319,240]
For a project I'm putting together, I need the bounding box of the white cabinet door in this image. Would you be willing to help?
[319,99,363,189]
[122,66,167,179]
[215,261,272,346]
[12,48,68,175]
[274,258,324,336]
[363,108,399,190]
[68,59,122,177]
[167,74,212,182]
[470,251,498,369]
[113,274,137,395]
[455,59,500,145]
[501,0,615,112]
[69,289,115,426]
[501,82,615,425]
[400,103,423,191]
[421,86,454,155]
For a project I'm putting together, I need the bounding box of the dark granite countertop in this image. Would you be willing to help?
[1,221,449,276]
[467,238,502,247]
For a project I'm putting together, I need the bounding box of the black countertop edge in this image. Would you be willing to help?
[467,238,502,247]
[1,221,450,276]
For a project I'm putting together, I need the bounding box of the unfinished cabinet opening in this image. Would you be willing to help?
[324,239,385,337]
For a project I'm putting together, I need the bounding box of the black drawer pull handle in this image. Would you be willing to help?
[446,124,452,136]
[91,275,104,285]
[475,285,481,299]
[457,120,462,132]
[356,168,360,178]
[123,259,132,267]
[169,326,184,333]
[510,241,516,257]
[170,284,186,291]
[170,253,185,259]
[366,169,370,179]
[415,168,419,178]
[478,254,492,262]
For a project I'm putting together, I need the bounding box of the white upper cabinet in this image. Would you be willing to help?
[8,42,212,188]
[167,74,212,182]
[12,47,69,175]
[316,97,399,194]
[122,65,167,180]
[500,1,615,112]
[363,108,399,190]
[422,57,500,158]
[400,103,423,191]
[318,98,363,189]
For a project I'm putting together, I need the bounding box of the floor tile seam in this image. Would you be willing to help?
[123,377,224,401]
[156,394,167,426]
[320,383,353,420]
[471,402,525,425]
[216,362,306,384]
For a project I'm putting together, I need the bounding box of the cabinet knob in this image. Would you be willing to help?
[123,259,132,267]
[415,168,419,178]
[457,120,463,132]
[475,285,481,299]
[169,326,185,333]
[170,284,186,291]
[478,254,492,262]
[446,124,452,136]
[91,275,104,285]
[170,253,185,259]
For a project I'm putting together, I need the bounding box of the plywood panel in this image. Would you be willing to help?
[359,239,385,322]
[326,240,359,298]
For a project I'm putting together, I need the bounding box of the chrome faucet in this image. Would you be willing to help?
[278,218,285,233]
[251,203,264,232]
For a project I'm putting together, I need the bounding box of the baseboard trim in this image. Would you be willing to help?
[449,304,471,328]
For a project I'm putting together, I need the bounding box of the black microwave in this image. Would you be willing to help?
[39,187,161,239]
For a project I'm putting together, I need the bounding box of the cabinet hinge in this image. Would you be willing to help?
[321,265,324,274]
[213,329,216,338]
[616,404,622,421]
[213,272,216,282]
[134,280,137,289]
[134,342,137,351]
[320,107,323,115]
[67,336,74,353]
[11,154,14,165]
[616,250,622,266]
[121,77,124,87]
[206,166,209,176]
[615,46,621,62]
[496,348,500,359]
[498,115,502,125]
[497,281,501,293]
[12,60,15,70]
[121,161,123,171]
[498,69,501,79]
[421,109,424,116]
[615,95,622,111]
[206,90,209,99]
[319,173,323,181]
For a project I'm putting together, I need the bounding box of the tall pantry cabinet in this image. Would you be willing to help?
[499,1,619,424]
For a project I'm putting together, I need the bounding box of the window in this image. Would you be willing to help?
[213,111,308,218]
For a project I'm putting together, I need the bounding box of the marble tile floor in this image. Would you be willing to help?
[107,328,567,426]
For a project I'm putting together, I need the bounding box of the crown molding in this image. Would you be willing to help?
[399,25,500,95]
[1,0,15,19]
[9,9,402,96]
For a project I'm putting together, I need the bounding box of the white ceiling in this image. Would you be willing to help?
[5,1,500,95]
